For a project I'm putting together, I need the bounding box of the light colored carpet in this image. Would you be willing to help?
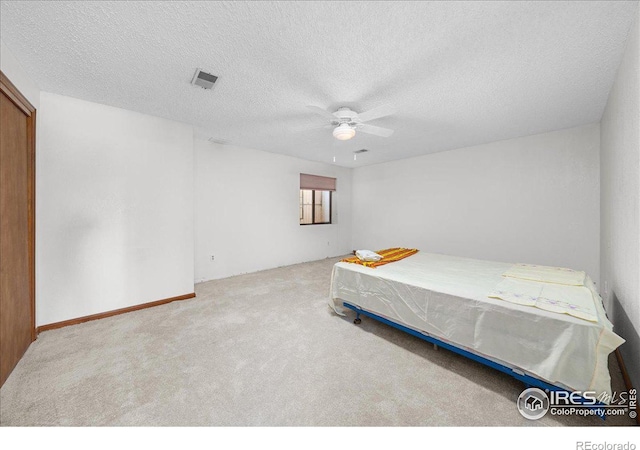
[0,256,633,426]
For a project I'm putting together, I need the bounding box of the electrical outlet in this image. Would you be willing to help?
[211,255,215,261]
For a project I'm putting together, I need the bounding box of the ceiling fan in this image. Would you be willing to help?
[306,104,396,140]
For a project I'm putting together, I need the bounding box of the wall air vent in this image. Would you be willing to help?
[354,149,369,154]
[192,69,218,90]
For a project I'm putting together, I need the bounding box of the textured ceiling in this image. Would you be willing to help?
[1,1,638,167]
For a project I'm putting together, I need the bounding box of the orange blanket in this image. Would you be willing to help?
[341,248,419,268]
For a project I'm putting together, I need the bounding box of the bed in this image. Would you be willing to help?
[329,251,625,399]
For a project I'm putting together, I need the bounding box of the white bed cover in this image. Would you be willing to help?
[330,252,625,398]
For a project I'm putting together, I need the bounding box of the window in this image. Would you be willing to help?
[299,173,336,225]
[300,189,331,224]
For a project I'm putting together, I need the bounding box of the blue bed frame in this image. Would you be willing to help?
[343,301,606,420]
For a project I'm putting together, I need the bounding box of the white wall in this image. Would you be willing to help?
[0,38,40,109]
[37,92,194,326]
[195,139,352,282]
[600,6,639,390]
[352,124,601,285]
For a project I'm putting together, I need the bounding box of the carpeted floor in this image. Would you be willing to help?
[0,256,633,426]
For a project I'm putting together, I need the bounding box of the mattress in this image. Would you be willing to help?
[329,252,625,398]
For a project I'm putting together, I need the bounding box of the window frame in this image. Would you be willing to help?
[299,189,332,225]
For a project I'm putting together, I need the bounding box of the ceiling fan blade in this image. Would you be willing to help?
[357,104,397,123]
[357,123,394,138]
[293,123,333,134]
[306,105,335,120]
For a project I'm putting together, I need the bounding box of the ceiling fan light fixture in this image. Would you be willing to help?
[333,123,356,140]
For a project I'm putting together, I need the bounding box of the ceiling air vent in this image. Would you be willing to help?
[353,149,368,161]
[192,69,218,90]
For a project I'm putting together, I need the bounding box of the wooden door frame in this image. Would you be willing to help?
[1,70,36,342]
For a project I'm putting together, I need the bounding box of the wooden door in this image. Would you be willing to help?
[0,71,36,387]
